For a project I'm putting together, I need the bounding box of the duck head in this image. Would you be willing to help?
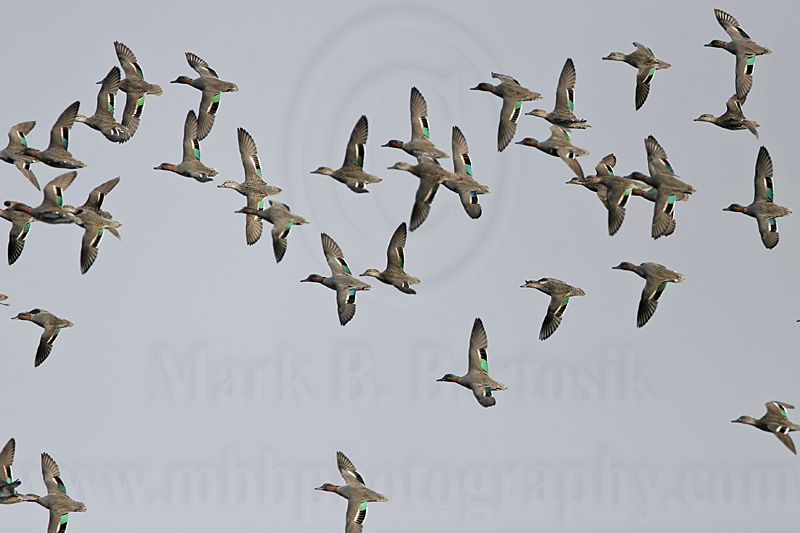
[525,109,549,118]
[387,162,413,172]
[310,166,334,176]
[612,262,638,272]
[521,279,548,289]
[566,177,586,185]
[704,40,728,49]
[217,180,241,189]
[315,483,339,492]
[301,274,325,283]
[515,138,539,148]
[11,312,33,321]
[723,203,746,213]
[602,52,626,61]
[381,140,404,149]
[436,373,460,383]
[235,207,259,216]
[360,268,381,278]
[170,75,194,85]
[731,415,758,426]
[694,114,716,123]
[469,82,496,92]
[153,163,176,172]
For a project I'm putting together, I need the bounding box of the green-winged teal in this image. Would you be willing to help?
[694,95,759,137]
[437,317,507,407]
[603,43,671,110]
[312,115,382,193]
[12,309,74,367]
[733,401,800,455]
[567,154,647,235]
[612,262,685,327]
[628,136,696,239]
[471,72,542,151]
[360,222,420,294]
[388,157,454,231]
[75,67,131,143]
[7,172,79,225]
[71,177,123,274]
[521,278,586,340]
[0,206,34,265]
[235,201,308,263]
[724,146,792,249]
[0,121,41,190]
[315,451,388,533]
[526,58,591,129]
[516,125,588,178]
[171,52,239,140]
[29,452,86,531]
[154,110,218,183]
[302,233,372,326]
[218,128,282,244]
[24,102,86,169]
[705,9,771,102]
[113,41,163,137]
[443,126,490,219]
[382,87,449,159]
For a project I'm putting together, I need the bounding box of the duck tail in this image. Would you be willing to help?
[149,84,164,96]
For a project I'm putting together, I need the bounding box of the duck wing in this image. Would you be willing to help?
[197,89,220,141]
[337,451,366,486]
[556,147,584,179]
[345,498,367,533]
[635,64,655,110]
[753,146,774,203]
[734,52,755,102]
[497,95,523,152]
[714,8,752,42]
[451,126,472,176]
[756,215,779,249]
[343,115,368,169]
[336,287,358,326]
[470,383,497,408]
[540,293,569,341]
[386,222,407,270]
[7,217,30,265]
[322,233,352,275]
[42,172,77,208]
[94,66,121,118]
[409,87,431,141]
[35,324,62,367]
[82,177,120,211]
[185,52,219,78]
[644,135,674,176]
[47,102,79,152]
[0,438,14,484]
[651,188,677,239]
[80,223,106,274]
[467,318,489,373]
[409,178,439,231]
[554,58,577,114]
[41,453,67,495]
[637,278,668,328]
[180,111,201,163]
[765,401,795,418]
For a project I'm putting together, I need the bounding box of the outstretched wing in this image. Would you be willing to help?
[343,115,368,169]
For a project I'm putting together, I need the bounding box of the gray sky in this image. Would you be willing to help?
[2,1,798,532]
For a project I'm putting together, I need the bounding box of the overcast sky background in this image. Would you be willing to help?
[1,1,798,532]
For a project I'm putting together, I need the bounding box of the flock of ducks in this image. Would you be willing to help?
[1,8,798,533]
